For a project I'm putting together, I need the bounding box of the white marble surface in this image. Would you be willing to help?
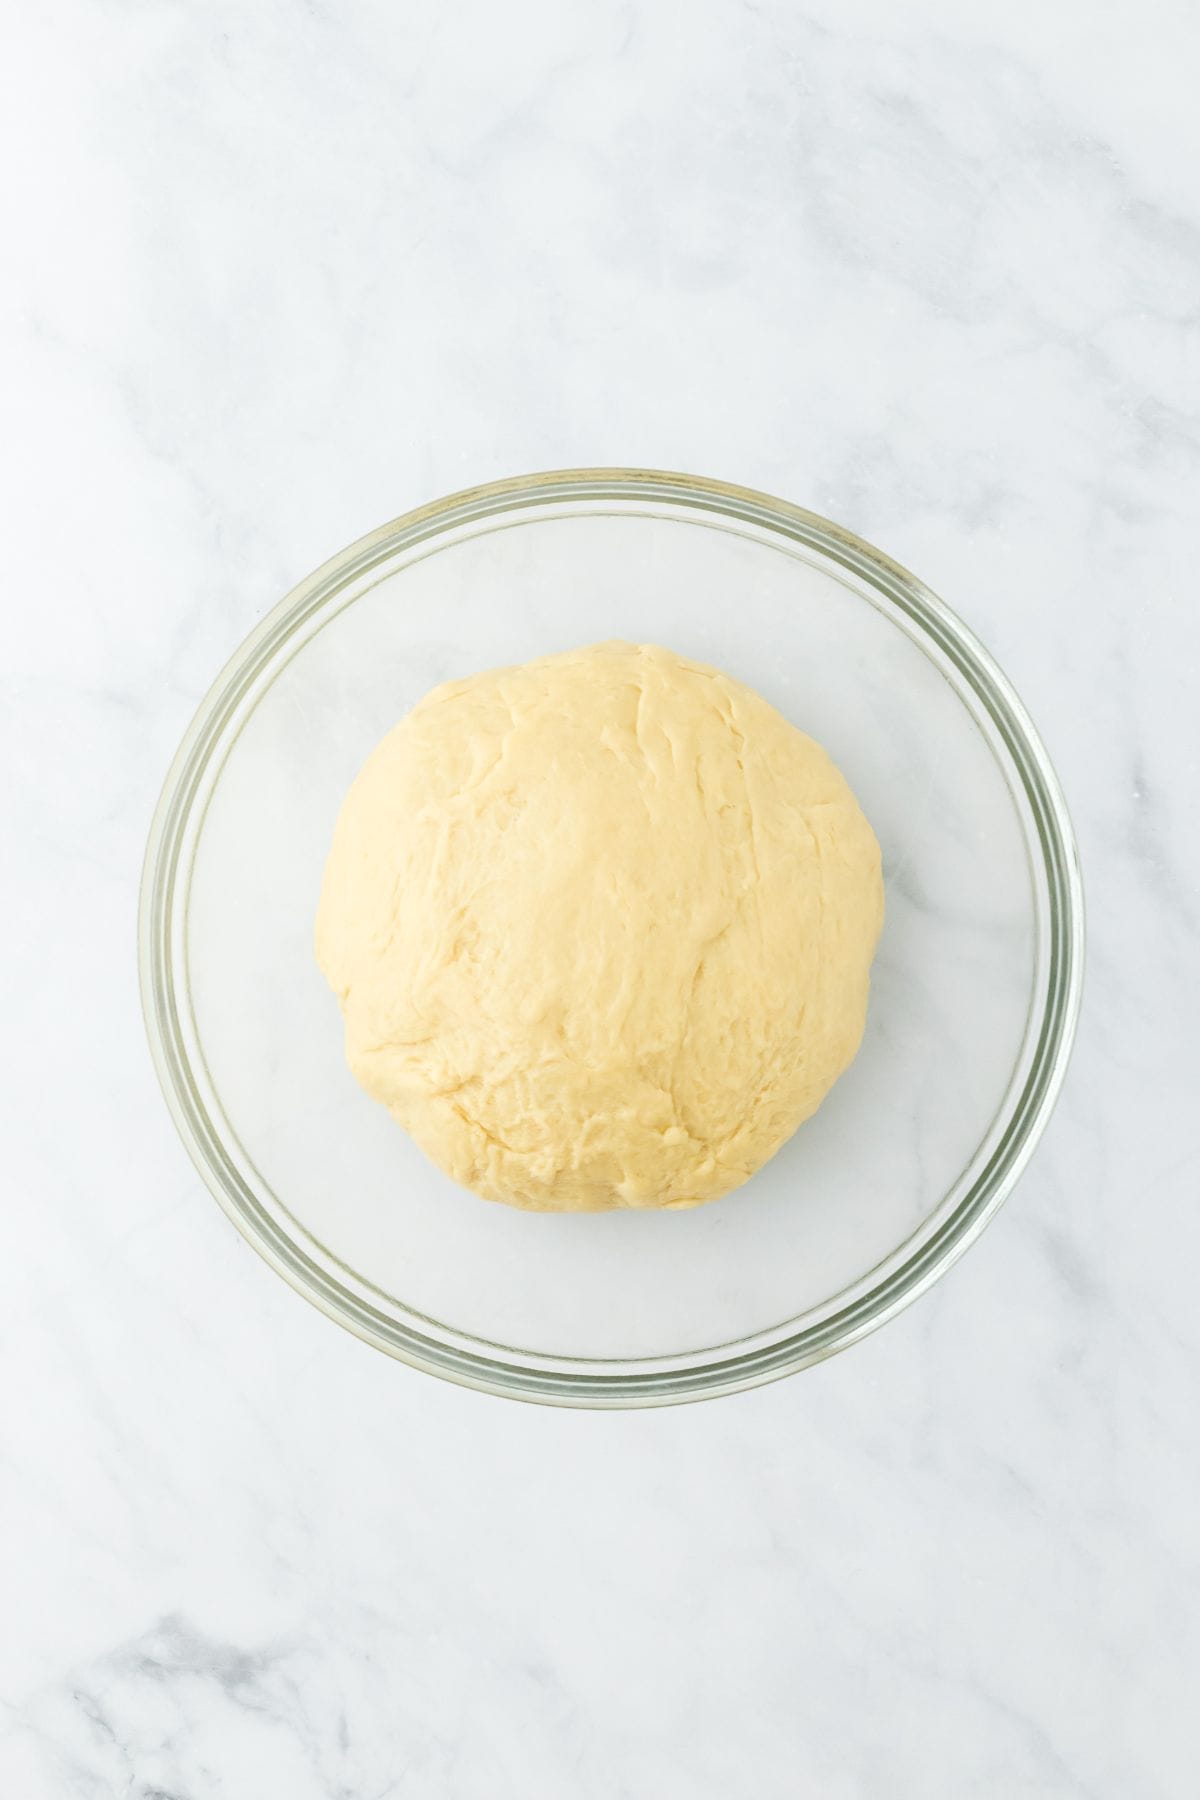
[2,1,1197,1793]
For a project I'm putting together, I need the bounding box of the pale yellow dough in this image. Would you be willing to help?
[316,643,883,1211]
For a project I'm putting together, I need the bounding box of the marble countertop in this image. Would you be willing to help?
[4,2,1198,1794]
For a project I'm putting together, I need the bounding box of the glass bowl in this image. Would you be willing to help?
[139,470,1083,1406]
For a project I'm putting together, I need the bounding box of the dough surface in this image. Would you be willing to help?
[316,643,883,1211]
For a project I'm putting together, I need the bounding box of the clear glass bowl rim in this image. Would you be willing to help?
[138,468,1085,1407]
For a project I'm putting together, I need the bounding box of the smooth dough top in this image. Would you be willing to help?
[316,642,883,1211]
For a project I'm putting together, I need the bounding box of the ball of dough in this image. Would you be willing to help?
[316,643,883,1211]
